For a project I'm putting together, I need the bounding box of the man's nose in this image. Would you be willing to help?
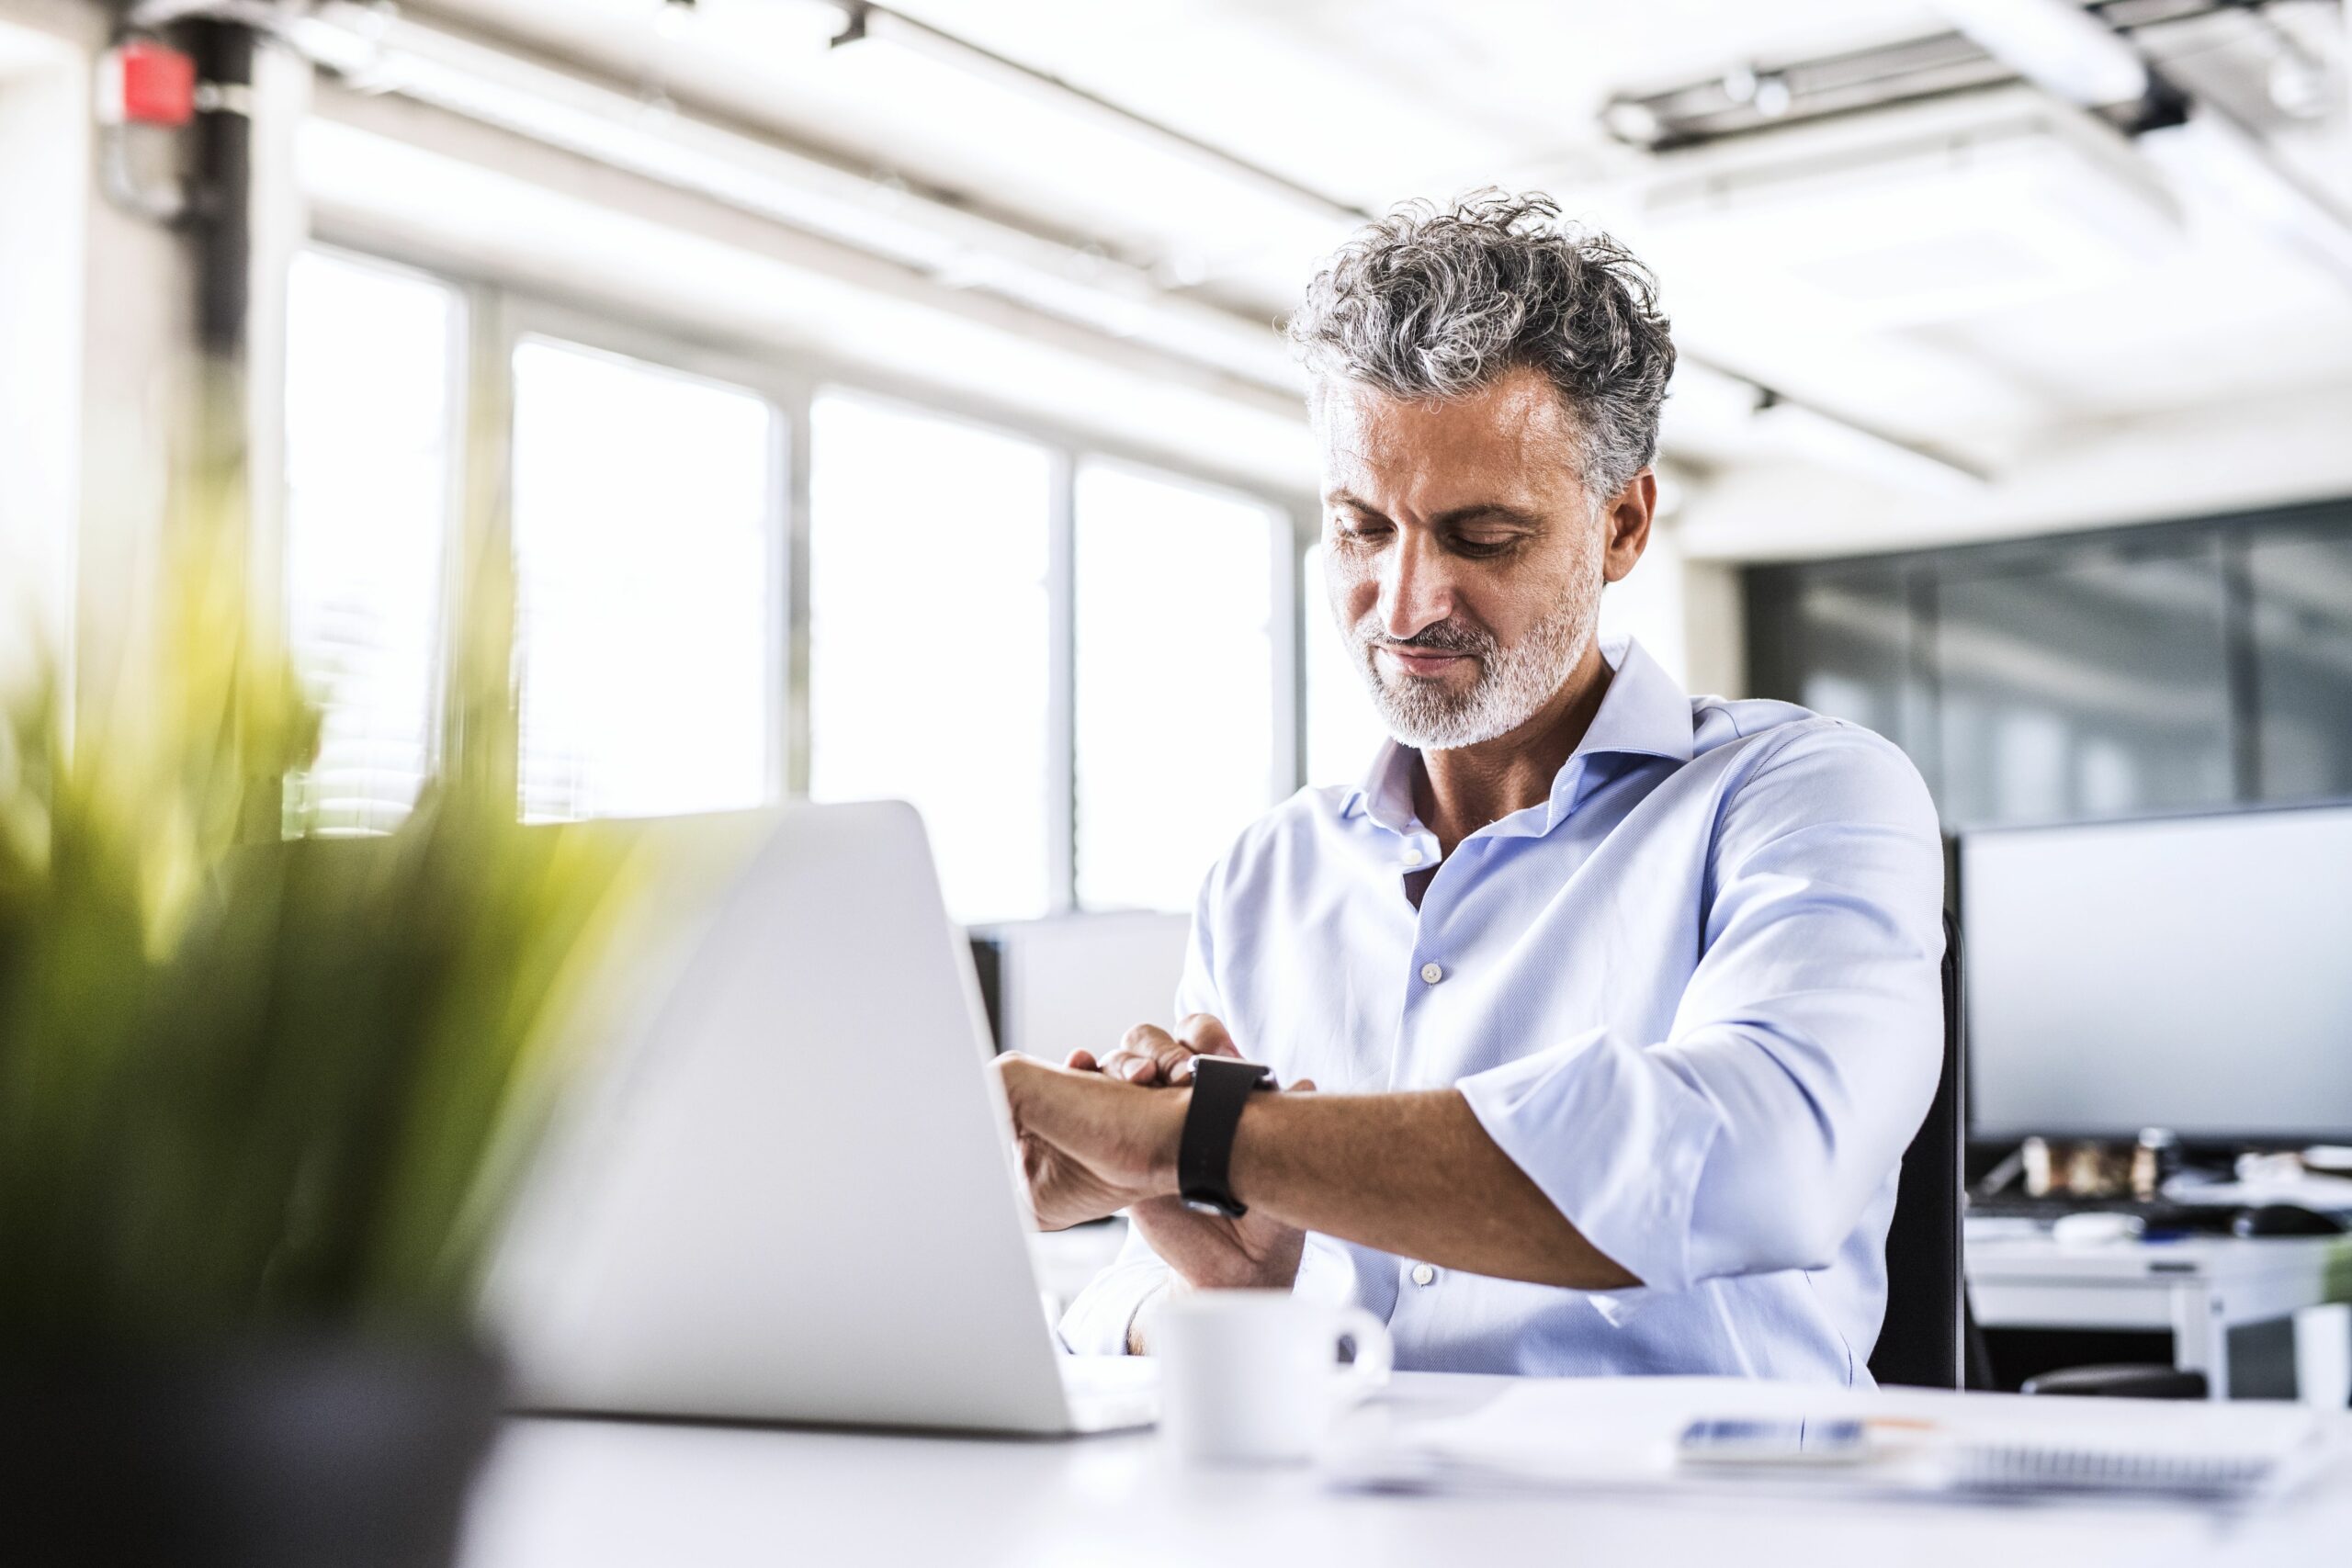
[1379,530,1454,639]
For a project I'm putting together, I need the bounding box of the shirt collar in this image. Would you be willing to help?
[1338,636,1694,837]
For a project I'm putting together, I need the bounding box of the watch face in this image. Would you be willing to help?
[1189,1056,1276,1091]
[1182,1193,1246,1219]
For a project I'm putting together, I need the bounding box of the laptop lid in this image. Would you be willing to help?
[488,801,1073,1433]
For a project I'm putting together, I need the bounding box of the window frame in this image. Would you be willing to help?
[289,231,1317,916]
[281,243,472,831]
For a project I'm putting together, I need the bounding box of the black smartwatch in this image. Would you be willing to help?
[1178,1057,1276,1217]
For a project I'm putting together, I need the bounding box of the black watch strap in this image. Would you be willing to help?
[1178,1057,1274,1217]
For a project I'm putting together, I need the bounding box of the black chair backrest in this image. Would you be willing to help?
[1869,908,1964,1389]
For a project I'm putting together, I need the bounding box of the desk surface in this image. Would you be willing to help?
[458,1373,2352,1568]
[1967,1225,2352,1281]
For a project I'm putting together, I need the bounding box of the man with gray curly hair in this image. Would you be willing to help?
[995,194,1946,1384]
[1290,193,1675,753]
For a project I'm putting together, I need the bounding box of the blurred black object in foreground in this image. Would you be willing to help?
[0,1340,503,1568]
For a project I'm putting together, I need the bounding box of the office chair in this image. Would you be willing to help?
[1870,908,1965,1389]
[2018,1363,2208,1398]
[1905,902,2199,1402]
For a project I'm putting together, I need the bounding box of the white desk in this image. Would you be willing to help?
[1968,1225,2352,1398]
[458,1373,2352,1568]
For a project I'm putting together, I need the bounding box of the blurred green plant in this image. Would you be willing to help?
[0,469,636,1344]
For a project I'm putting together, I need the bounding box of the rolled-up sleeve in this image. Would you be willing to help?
[1059,865,1209,1354]
[1057,1220,1175,1354]
[1059,1225,1359,1353]
[1456,724,1945,1294]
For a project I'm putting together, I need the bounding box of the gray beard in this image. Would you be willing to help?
[1347,590,1598,750]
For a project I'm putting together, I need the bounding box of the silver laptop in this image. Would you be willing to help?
[487,801,1156,1435]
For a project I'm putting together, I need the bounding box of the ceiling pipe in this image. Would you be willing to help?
[829,2,1374,226]
[1930,0,2154,107]
[242,0,1310,397]
[123,0,2012,489]
[1686,353,1993,489]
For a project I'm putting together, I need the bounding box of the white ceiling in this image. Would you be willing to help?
[391,0,2352,557]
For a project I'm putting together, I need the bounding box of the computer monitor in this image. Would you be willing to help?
[1961,801,2352,1145]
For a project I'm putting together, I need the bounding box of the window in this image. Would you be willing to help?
[1301,541,1392,786]
[1936,546,2232,827]
[282,250,459,834]
[1745,508,2352,829]
[1074,462,1279,911]
[278,253,1312,904]
[510,337,775,822]
[808,392,1056,924]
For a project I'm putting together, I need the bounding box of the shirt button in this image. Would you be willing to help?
[1400,844,1422,866]
[1411,1264,1437,1287]
[1419,962,1443,985]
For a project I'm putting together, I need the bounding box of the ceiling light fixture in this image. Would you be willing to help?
[1600,96,1663,144]
[1927,0,2151,108]
[1934,0,2352,298]
[827,1,1370,225]
[1595,3,2309,152]
[2139,103,2352,293]
[270,0,1305,391]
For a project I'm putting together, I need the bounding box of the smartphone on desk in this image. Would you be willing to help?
[1677,1417,1871,1467]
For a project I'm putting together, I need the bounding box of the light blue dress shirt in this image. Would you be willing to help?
[1059,637,1947,1383]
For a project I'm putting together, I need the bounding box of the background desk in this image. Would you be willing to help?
[458,1373,2352,1568]
[1967,1225,2352,1399]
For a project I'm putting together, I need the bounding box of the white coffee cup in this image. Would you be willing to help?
[1154,1290,1394,1465]
[2295,1302,2351,1409]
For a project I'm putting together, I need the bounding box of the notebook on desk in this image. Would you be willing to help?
[1326,1377,2337,1507]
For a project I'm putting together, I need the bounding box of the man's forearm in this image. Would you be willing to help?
[1225,1089,1640,1291]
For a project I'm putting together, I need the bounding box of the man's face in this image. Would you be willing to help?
[1314,366,1643,750]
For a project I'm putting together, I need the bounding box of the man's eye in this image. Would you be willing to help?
[1332,521,1388,546]
[1453,535,1517,556]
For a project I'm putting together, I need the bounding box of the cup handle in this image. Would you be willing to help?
[1331,1306,1394,1404]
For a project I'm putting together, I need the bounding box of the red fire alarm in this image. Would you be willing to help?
[96,38,198,130]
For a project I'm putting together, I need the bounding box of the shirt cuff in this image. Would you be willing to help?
[1457,1026,1723,1294]
[1057,1257,1171,1355]
[1291,1233,1355,1310]
[1057,1234,1355,1354]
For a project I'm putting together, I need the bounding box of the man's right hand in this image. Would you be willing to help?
[1065,1014,1312,1342]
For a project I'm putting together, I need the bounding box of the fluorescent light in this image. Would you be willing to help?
[1600,97,1661,145]
[286,2,1301,393]
[1638,101,2183,330]
[1930,0,2150,107]
[1755,393,1987,493]
[2139,106,2352,293]
[1674,355,1988,492]
[831,2,1366,224]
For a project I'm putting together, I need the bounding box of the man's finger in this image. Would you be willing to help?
[1173,1013,1242,1061]
[1114,1024,1204,1086]
[1290,1077,1317,1093]
[1065,1048,1101,1072]
[1105,1023,1179,1084]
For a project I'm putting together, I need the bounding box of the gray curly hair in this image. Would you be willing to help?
[1286,191,1676,499]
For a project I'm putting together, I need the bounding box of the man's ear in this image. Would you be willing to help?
[1600,469,1656,584]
